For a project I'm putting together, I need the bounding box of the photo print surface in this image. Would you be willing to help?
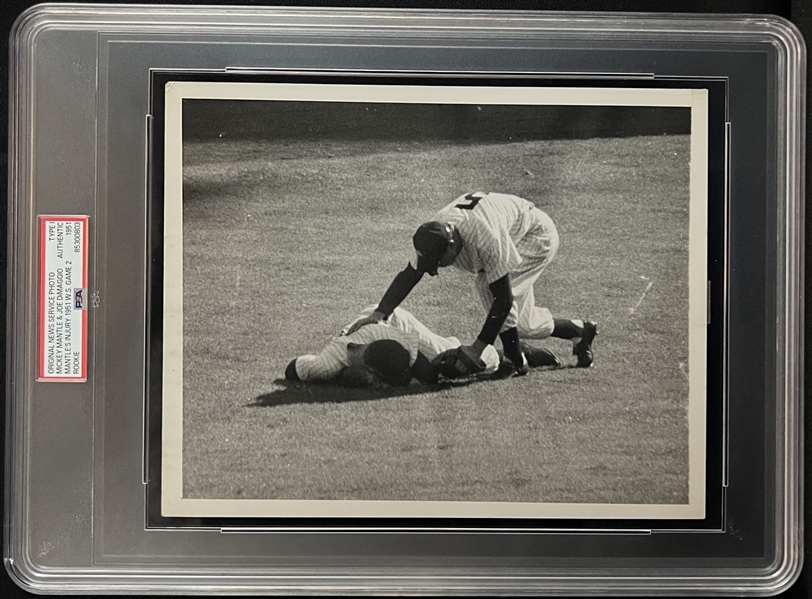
[159,81,709,520]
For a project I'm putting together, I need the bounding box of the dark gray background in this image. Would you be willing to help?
[1,1,807,598]
[184,100,691,141]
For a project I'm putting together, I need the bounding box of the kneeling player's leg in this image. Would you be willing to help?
[510,224,559,339]
[551,318,585,339]
[514,226,597,366]
[546,312,598,369]
[519,342,562,368]
[547,318,598,368]
[510,273,597,368]
[512,277,555,339]
[509,256,597,366]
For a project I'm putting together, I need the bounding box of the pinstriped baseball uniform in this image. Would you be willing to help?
[343,305,500,374]
[410,192,560,339]
[295,324,419,382]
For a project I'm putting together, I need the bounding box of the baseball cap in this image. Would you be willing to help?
[413,221,453,274]
[362,340,412,387]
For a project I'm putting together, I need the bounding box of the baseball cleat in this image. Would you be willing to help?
[520,343,563,369]
[573,321,598,368]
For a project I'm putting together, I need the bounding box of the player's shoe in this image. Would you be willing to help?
[520,343,563,369]
[490,358,530,380]
[573,321,598,368]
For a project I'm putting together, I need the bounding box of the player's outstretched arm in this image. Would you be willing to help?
[468,275,516,360]
[346,264,423,334]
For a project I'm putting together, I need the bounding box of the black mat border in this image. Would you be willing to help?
[145,71,727,534]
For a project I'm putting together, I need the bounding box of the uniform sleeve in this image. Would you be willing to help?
[294,339,349,381]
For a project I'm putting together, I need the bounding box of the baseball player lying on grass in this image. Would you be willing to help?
[347,191,597,378]
[285,305,561,387]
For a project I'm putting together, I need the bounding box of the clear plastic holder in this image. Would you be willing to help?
[5,5,805,595]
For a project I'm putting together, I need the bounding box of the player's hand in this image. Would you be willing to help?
[464,340,487,360]
[345,311,385,334]
[432,347,488,379]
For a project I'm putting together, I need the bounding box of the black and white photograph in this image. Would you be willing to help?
[159,80,709,519]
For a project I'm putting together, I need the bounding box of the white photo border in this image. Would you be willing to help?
[161,81,709,520]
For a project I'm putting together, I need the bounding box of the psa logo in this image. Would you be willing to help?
[74,288,88,310]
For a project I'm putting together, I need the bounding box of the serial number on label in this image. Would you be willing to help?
[38,216,89,382]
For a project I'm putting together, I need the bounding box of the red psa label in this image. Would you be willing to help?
[38,216,89,382]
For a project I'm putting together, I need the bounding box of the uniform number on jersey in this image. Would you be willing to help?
[456,192,484,211]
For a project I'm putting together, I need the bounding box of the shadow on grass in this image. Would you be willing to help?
[248,378,481,408]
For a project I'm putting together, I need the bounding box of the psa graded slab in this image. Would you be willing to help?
[5,5,804,596]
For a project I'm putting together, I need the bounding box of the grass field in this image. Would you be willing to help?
[181,133,692,506]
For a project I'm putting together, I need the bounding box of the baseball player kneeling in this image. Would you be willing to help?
[347,191,597,378]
